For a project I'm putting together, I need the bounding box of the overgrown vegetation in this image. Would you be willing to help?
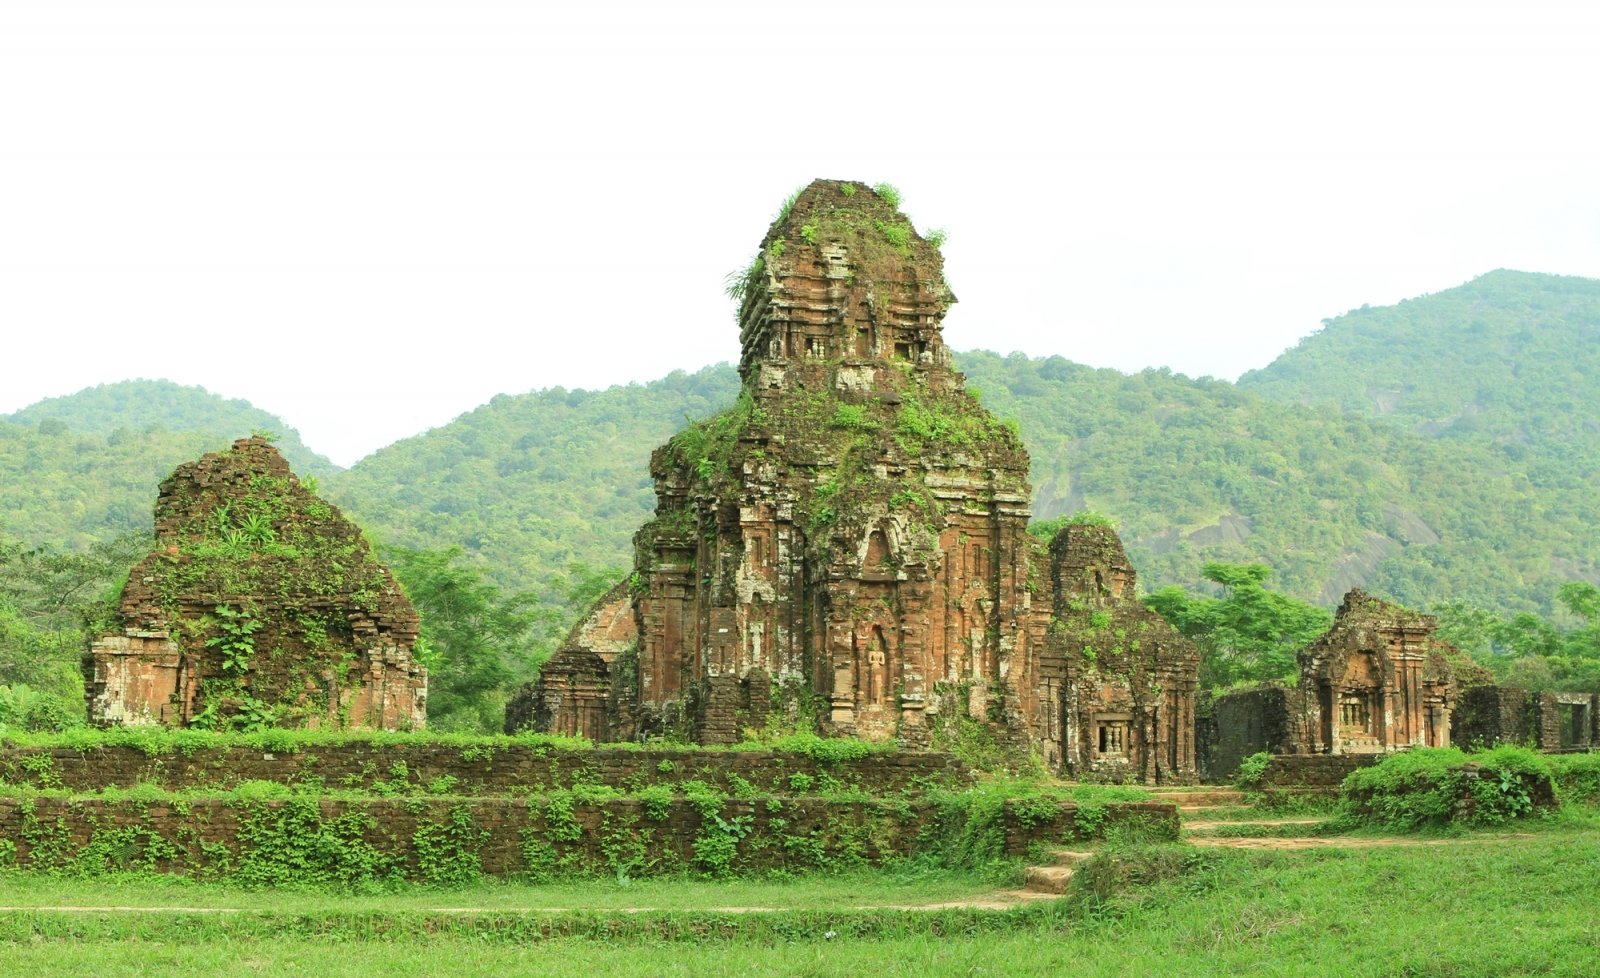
[0,527,147,729]
[1233,751,1272,790]
[0,726,1164,891]
[1433,580,1600,691]
[1026,509,1116,540]
[383,546,554,732]
[7,273,1600,692]
[2,816,1598,976]
[1338,745,1557,828]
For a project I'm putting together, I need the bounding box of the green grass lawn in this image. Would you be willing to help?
[0,863,1014,913]
[3,816,1598,977]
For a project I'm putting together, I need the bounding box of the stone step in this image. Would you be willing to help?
[1183,817,1324,832]
[1023,865,1075,894]
[1046,849,1094,867]
[1150,790,1248,806]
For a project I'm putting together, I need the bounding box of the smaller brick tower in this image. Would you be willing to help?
[85,436,427,729]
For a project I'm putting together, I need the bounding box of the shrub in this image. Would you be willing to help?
[1549,753,1600,804]
[1027,510,1118,540]
[1340,746,1557,828]
[0,685,85,733]
[871,183,902,208]
[1234,751,1273,790]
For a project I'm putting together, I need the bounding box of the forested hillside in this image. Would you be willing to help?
[5,380,335,477]
[6,273,1599,627]
[1239,269,1600,453]
[0,422,246,551]
[322,367,740,607]
[959,351,1599,613]
[0,382,334,553]
[7,272,1600,719]
[317,349,1600,618]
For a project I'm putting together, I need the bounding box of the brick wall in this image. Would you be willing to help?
[1205,687,1291,780]
[0,795,1176,879]
[1258,753,1378,789]
[0,744,972,796]
[1452,686,1533,748]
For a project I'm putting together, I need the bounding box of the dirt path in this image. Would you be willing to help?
[1183,817,1324,830]
[0,894,1050,915]
[1190,833,1535,850]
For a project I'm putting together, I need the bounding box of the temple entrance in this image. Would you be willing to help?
[1559,702,1592,749]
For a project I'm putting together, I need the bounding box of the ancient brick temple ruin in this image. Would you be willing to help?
[504,580,634,741]
[1453,685,1598,751]
[1206,590,1459,776]
[1037,524,1199,782]
[1293,590,1455,754]
[85,437,427,729]
[518,179,1199,782]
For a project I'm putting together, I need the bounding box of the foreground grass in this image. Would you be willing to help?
[0,864,1010,913]
[4,818,1599,977]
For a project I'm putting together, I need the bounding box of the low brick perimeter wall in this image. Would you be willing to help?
[998,800,1178,855]
[0,744,971,796]
[1259,754,1380,790]
[0,796,1177,880]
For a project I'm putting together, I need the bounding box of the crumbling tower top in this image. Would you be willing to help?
[734,179,960,399]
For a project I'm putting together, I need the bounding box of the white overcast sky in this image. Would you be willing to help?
[3,1,1599,466]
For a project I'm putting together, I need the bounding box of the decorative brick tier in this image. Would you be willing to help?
[0,744,972,796]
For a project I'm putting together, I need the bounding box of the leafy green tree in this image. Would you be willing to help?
[1434,582,1600,691]
[384,546,543,733]
[1144,562,1332,689]
[0,526,146,728]
[383,544,628,732]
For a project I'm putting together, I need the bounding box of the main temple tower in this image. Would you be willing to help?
[628,180,1036,743]
[522,179,1199,783]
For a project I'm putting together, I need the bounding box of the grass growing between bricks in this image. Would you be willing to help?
[0,771,1170,885]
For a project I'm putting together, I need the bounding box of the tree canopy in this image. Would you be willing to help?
[1144,562,1332,689]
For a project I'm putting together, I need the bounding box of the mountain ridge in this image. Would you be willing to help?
[5,379,338,477]
[4,268,1597,622]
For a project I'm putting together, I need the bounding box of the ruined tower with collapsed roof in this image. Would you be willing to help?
[1204,589,1462,778]
[86,437,427,729]
[520,180,1198,782]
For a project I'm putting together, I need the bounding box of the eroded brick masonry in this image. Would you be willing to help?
[517,180,1199,783]
[85,437,426,729]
